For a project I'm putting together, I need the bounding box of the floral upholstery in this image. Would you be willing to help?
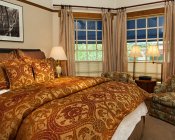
[154,75,175,93]
[101,71,136,84]
[150,75,175,125]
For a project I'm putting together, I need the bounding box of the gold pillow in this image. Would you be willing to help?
[18,50,57,78]
[0,52,18,89]
[0,66,8,89]
[5,60,35,90]
[32,60,55,83]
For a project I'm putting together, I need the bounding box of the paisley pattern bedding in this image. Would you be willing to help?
[0,76,150,140]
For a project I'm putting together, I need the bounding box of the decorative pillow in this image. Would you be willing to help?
[4,60,35,90]
[0,52,18,89]
[0,66,8,89]
[18,50,57,78]
[32,60,55,83]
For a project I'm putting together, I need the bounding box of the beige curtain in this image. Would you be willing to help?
[102,10,113,72]
[163,1,175,81]
[102,9,127,73]
[59,7,75,76]
[115,9,128,72]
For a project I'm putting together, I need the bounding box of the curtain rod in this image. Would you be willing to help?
[53,0,171,10]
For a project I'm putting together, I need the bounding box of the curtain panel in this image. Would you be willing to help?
[163,1,175,81]
[102,10,113,72]
[59,7,75,76]
[115,9,128,72]
[102,9,128,73]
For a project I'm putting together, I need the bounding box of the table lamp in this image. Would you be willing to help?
[129,45,142,80]
[146,45,160,63]
[50,46,67,77]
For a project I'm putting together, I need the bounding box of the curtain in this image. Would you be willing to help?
[163,1,175,81]
[102,9,128,73]
[115,8,128,72]
[59,7,75,76]
[102,10,113,72]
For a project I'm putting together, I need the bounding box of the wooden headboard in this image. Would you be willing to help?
[0,48,46,60]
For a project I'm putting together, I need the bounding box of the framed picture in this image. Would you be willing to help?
[0,0,23,42]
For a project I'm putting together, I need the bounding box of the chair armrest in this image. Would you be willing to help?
[154,84,167,93]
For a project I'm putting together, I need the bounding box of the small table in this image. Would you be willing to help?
[135,80,157,93]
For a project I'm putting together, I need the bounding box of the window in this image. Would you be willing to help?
[127,16,164,81]
[74,19,102,76]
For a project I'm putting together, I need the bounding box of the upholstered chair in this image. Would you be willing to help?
[101,71,136,84]
[150,75,175,125]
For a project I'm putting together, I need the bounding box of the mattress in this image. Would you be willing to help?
[0,89,10,95]
[112,102,148,140]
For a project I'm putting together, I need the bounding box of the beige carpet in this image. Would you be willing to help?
[142,115,175,140]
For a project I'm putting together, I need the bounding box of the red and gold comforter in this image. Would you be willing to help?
[0,76,150,140]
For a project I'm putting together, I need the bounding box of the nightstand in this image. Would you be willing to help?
[135,80,157,93]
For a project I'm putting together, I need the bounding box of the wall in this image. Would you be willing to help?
[0,0,53,57]
[53,0,164,11]
[52,0,116,8]
[26,0,52,8]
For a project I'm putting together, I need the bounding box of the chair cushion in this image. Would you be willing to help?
[150,108,175,125]
[152,92,175,108]
[151,101,175,116]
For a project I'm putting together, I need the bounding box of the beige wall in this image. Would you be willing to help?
[0,0,53,57]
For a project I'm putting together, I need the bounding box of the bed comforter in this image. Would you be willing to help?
[0,76,150,140]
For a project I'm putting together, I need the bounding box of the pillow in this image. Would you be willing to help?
[0,66,8,89]
[18,50,58,78]
[0,51,18,89]
[32,60,55,83]
[4,60,35,90]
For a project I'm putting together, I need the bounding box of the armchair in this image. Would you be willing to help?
[150,75,175,125]
[101,71,136,84]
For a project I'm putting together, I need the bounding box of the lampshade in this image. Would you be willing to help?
[146,45,160,57]
[129,45,142,58]
[50,46,67,60]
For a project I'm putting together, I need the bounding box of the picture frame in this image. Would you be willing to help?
[0,0,23,42]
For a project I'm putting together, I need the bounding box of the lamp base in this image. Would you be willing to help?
[56,65,61,77]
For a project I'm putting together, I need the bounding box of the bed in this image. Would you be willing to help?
[0,48,150,140]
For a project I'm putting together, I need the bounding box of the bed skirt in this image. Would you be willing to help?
[128,116,145,140]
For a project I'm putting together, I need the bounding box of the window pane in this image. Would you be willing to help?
[97,31,102,40]
[148,29,157,38]
[159,28,163,38]
[159,16,164,26]
[137,41,146,61]
[97,43,102,50]
[97,21,102,30]
[148,17,157,27]
[77,41,86,50]
[88,31,96,40]
[97,51,102,60]
[137,18,146,28]
[88,51,96,61]
[127,31,135,39]
[88,41,96,50]
[137,30,146,39]
[127,20,135,29]
[77,20,86,29]
[87,21,95,30]
[78,31,86,40]
[77,51,87,61]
